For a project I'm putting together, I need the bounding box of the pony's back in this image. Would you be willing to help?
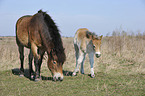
[74,28,89,45]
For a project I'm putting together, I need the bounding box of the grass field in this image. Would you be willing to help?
[0,34,145,96]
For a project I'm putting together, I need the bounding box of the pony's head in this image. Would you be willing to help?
[92,35,103,58]
[86,31,103,58]
[47,49,65,81]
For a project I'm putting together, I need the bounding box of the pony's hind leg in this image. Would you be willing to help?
[81,53,86,74]
[28,49,34,79]
[72,48,85,76]
[18,45,24,77]
[72,44,79,76]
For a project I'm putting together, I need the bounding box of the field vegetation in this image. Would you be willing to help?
[0,30,145,96]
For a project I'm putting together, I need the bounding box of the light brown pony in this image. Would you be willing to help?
[72,28,102,78]
[16,10,66,81]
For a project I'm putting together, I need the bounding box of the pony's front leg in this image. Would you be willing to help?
[72,51,85,76]
[88,52,95,78]
[34,57,41,81]
[31,43,41,81]
[34,49,45,81]
[37,49,45,79]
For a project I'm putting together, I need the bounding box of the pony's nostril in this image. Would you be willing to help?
[58,77,62,81]
[53,77,57,82]
[58,77,63,81]
[53,73,63,81]
[95,52,101,58]
[96,54,101,58]
[53,77,63,81]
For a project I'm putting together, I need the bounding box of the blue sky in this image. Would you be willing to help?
[0,0,145,36]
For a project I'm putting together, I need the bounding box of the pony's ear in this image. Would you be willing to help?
[86,31,91,39]
[86,34,90,38]
[99,35,103,40]
[50,48,56,55]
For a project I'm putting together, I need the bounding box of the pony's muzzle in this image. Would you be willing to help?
[53,72,63,81]
[95,52,101,58]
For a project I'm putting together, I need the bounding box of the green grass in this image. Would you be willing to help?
[0,67,144,96]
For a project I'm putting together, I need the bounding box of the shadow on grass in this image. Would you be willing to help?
[11,68,73,81]
[63,70,73,76]
[11,68,29,79]
[41,76,53,80]
[11,68,53,81]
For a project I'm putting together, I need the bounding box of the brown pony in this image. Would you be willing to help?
[16,10,66,81]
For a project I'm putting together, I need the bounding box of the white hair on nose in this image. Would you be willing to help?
[95,52,101,55]
[53,72,63,80]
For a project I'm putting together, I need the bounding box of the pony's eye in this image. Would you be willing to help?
[93,45,96,48]
[53,61,56,64]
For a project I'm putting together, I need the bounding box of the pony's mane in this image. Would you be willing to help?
[86,31,98,39]
[38,10,66,63]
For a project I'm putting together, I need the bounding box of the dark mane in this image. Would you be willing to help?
[86,31,98,39]
[38,10,66,63]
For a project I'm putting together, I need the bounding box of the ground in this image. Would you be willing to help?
[0,36,144,96]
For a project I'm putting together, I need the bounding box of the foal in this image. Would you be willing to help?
[72,28,102,78]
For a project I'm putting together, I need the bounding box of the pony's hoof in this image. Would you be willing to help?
[35,78,41,82]
[91,74,95,78]
[34,77,42,82]
[30,75,34,80]
[72,72,76,76]
[65,72,70,76]
[19,74,24,77]
[81,72,84,74]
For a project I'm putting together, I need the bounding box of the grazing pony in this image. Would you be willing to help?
[72,28,102,78]
[16,10,66,81]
